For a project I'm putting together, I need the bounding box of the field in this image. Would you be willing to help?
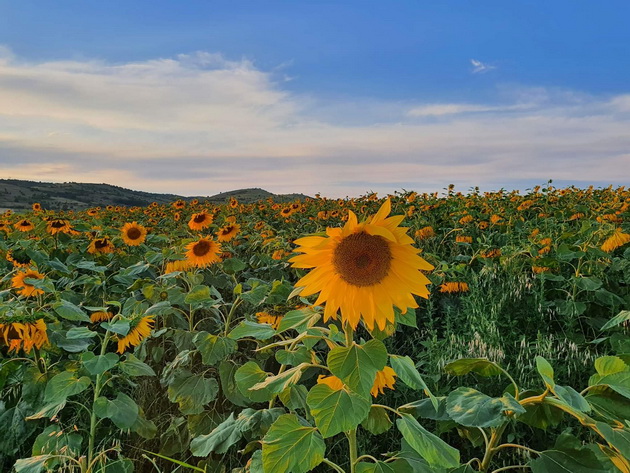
[1,184,629,473]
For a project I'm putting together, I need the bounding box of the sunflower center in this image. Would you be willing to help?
[194,214,207,223]
[127,227,142,240]
[51,220,66,228]
[95,239,109,249]
[193,240,211,256]
[332,232,392,287]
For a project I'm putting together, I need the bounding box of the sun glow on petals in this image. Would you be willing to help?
[290,199,434,331]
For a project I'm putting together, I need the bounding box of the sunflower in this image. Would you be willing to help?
[88,238,115,254]
[117,316,154,353]
[256,311,283,329]
[317,374,345,391]
[217,223,241,242]
[90,311,114,323]
[0,220,11,233]
[11,269,45,297]
[185,237,222,268]
[121,222,147,246]
[601,229,630,253]
[32,203,42,212]
[172,200,186,209]
[15,219,34,232]
[439,282,469,293]
[370,366,397,397]
[0,319,48,353]
[290,199,433,331]
[188,212,214,231]
[6,250,32,268]
[272,249,289,260]
[46,219,71,235]
[164,259,192,273]
[415,226,435,240]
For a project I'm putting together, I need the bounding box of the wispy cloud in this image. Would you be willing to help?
[471,59,496,74]
[0,48,629,197]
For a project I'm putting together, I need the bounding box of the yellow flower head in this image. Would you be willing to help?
[370,366,397,397]
[290,199,433,331]
[317,374,345,391]
[256,312,283,330]
[121,222,147,246]
[11,269,45,297]
[117,316,154,353]
[0,319,48,353]
[601,229,630,253]
[185,237,222,268]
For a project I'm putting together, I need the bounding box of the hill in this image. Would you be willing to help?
[0,179,310,212]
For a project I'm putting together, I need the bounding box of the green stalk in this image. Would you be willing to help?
[87,329,111,469]
[348,429,358,473]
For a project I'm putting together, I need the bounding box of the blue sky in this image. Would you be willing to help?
[0,1,629,196]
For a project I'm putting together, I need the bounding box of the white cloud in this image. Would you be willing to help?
[471,59,496,74]
[0,47,629,197]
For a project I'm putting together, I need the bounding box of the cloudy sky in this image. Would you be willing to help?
[1,1,629,197]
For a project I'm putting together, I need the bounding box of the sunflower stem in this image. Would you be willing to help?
[87,329,111,468]
[347,428,358,473]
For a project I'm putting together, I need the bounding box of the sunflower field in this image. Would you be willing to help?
[1,184,629,473]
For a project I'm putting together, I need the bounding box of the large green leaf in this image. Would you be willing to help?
[536,356,556,390]
[235,362,274,402]
[528,449,607,472]
[193,332,237,366]
[362,405,393,435]
[601,310,630,331]
[446,387,524,428]
[594,356,628,376]
[276,307,321,334]
[190,413,243,456]
[53,300,91,322]
[589,371,630,399]
[44,371,91,404]
[327,339,387,397]
[262,414,325,473]
[396,413,460,469]
[306,384,371,438]
[219,360,250,407]
[251,364,307,394]
[587,391,630,421]
[228,321,276,340]
[118,354,156,377]
[82,352,119,376]
[94,393,139,429]
[444,358,503,377]
[389,355,437,409]
[167,371,219,415]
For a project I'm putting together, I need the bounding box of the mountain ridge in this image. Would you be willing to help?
[0,179,310,212]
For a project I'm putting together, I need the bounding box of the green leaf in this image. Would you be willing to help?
[536,356,555,389]
[276,347,314,366]
[251,363,307,394]
[262,414,325,473]
[241,284,270,306]
[517,391,564,430]
[276,307,321,334]
[389,355,437,409]
[190,411,248,456]
[574,276,603,292]
[82,352,119,376]
[228,321,276,340]
[96,393,139,430]
[602,311,630,331]
[118,354,156,377]
[14,455,54,473]
[361,405,393,435]
[184,285,212,303]
[44,371,91,404]
[32,425,82,457]
[553,385,591,413]
[399,397,450,421]
[219,360,250,407]
[53,300,91,322]
[193,332,237,366]
[131,408,157,439]
[327,339,388,397]
[235,362,274,402]
[444,358,503,377]
[589,371,630,399]
[587,391,630,421]
[356,460,413,473]
[396,413,460,469]
[306,384,371,438]
[446,387,525,428]
[223,258,247,274]
[66,326,98,339]
[100,320,130,336]
[594,356,628,376]
[595,422,630,457]
[529,449,608,472]
[167,371,219,415]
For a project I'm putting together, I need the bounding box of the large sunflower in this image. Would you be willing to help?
[88,237,115,254]
[185,237,222,268]
[15,219,34,232]
[11,269,45,297]
[46,219,71,235]
[188,211,214,231]
[121,221,147,246]
[290,199,433,331]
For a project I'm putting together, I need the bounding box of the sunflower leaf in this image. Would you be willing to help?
[327,339,388,397]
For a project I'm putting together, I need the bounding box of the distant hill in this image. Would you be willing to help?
[0,179,310,212]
